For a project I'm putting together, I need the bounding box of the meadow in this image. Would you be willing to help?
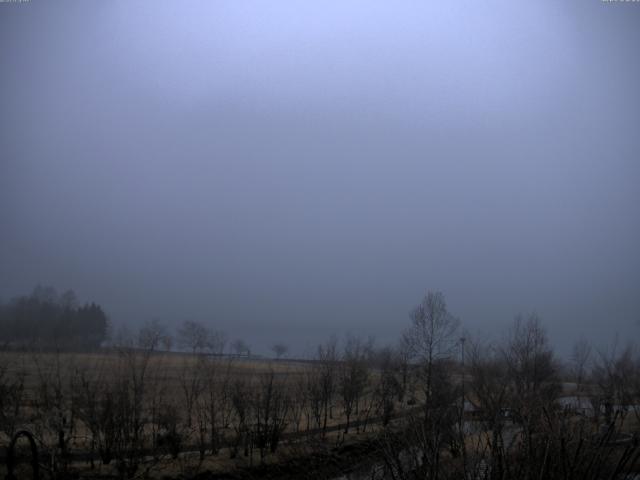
[1,307,639,480]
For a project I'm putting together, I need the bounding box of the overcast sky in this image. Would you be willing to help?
[1,0,639,356]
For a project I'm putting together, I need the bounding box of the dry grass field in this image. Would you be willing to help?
[0,348,409,479]
[2,345,639,480]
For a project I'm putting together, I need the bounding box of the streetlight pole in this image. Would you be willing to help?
[460,336,466,409]
[459,336,467,474]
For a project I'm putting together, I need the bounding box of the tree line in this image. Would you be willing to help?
[0,286,109,349]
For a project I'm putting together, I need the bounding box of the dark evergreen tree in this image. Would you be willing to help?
[0,286,109,349]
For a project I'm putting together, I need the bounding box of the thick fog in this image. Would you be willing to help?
[1,0,639,355]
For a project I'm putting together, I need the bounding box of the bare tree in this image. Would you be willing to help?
[0,354,26,443]
[209,330,227,355]
[315,336,339,438]
[271,342,289,359]
[229,376,252,458]
[31,350,79,476]
[467,339,512,478]
[289,370,308,433]
[385,292,461,479]
[592,342,638,426]
[179,355,206,429]
[570,337,592,391]
[251,368,291,460]
[502,313,560,475]
[202,356,234,455]
[74,356,116,467]
[138,319,172,351]
[177,320,211,354]
[404,291,459,409]
[104,325,169,479]
[503,313,559,403]
[338,335,372,434]
[395,335,413,403]
[371,346,402,427]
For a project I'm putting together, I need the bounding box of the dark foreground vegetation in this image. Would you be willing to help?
[0,289,639,479]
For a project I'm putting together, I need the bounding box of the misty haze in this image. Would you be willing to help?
[1,1,639,479]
